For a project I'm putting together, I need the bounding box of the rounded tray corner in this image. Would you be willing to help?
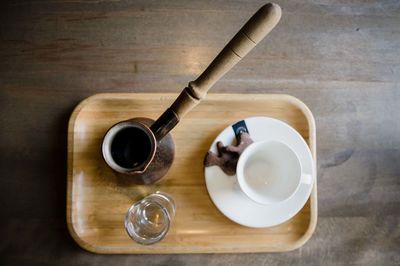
[288,201,318,251]
[280,95,316,132]
[68,93,108,129]
[66,220,104,254]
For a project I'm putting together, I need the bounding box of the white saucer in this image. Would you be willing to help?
[204,117,315,228]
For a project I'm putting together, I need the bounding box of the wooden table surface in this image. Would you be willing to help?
[1,0,399,265]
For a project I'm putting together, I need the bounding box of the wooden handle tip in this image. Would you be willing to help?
[260,3,282,22]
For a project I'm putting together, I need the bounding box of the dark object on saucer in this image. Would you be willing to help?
[204,132,254,175]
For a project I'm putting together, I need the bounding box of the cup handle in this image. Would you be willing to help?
[301,174,313,185]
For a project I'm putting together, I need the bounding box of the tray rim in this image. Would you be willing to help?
[66,93,317,254]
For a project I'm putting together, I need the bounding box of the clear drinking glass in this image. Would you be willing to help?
[125,191,176,245]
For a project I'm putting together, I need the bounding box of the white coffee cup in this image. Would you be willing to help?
[236,140,312,205]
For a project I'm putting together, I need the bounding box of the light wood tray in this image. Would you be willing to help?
[67,93,317,254]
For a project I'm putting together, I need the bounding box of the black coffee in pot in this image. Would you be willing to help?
[111,127,152,169]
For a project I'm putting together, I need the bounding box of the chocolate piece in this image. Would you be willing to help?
[204,132,254,175]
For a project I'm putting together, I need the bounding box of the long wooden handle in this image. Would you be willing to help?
[151,3,281,140]
[171,3,281,117]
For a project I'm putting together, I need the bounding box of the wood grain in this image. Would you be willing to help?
[67,93,317,254]
[1,0,399,265]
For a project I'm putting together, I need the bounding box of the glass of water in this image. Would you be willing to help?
[125,191,176,245]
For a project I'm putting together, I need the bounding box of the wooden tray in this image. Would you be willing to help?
[67,93,317,254]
